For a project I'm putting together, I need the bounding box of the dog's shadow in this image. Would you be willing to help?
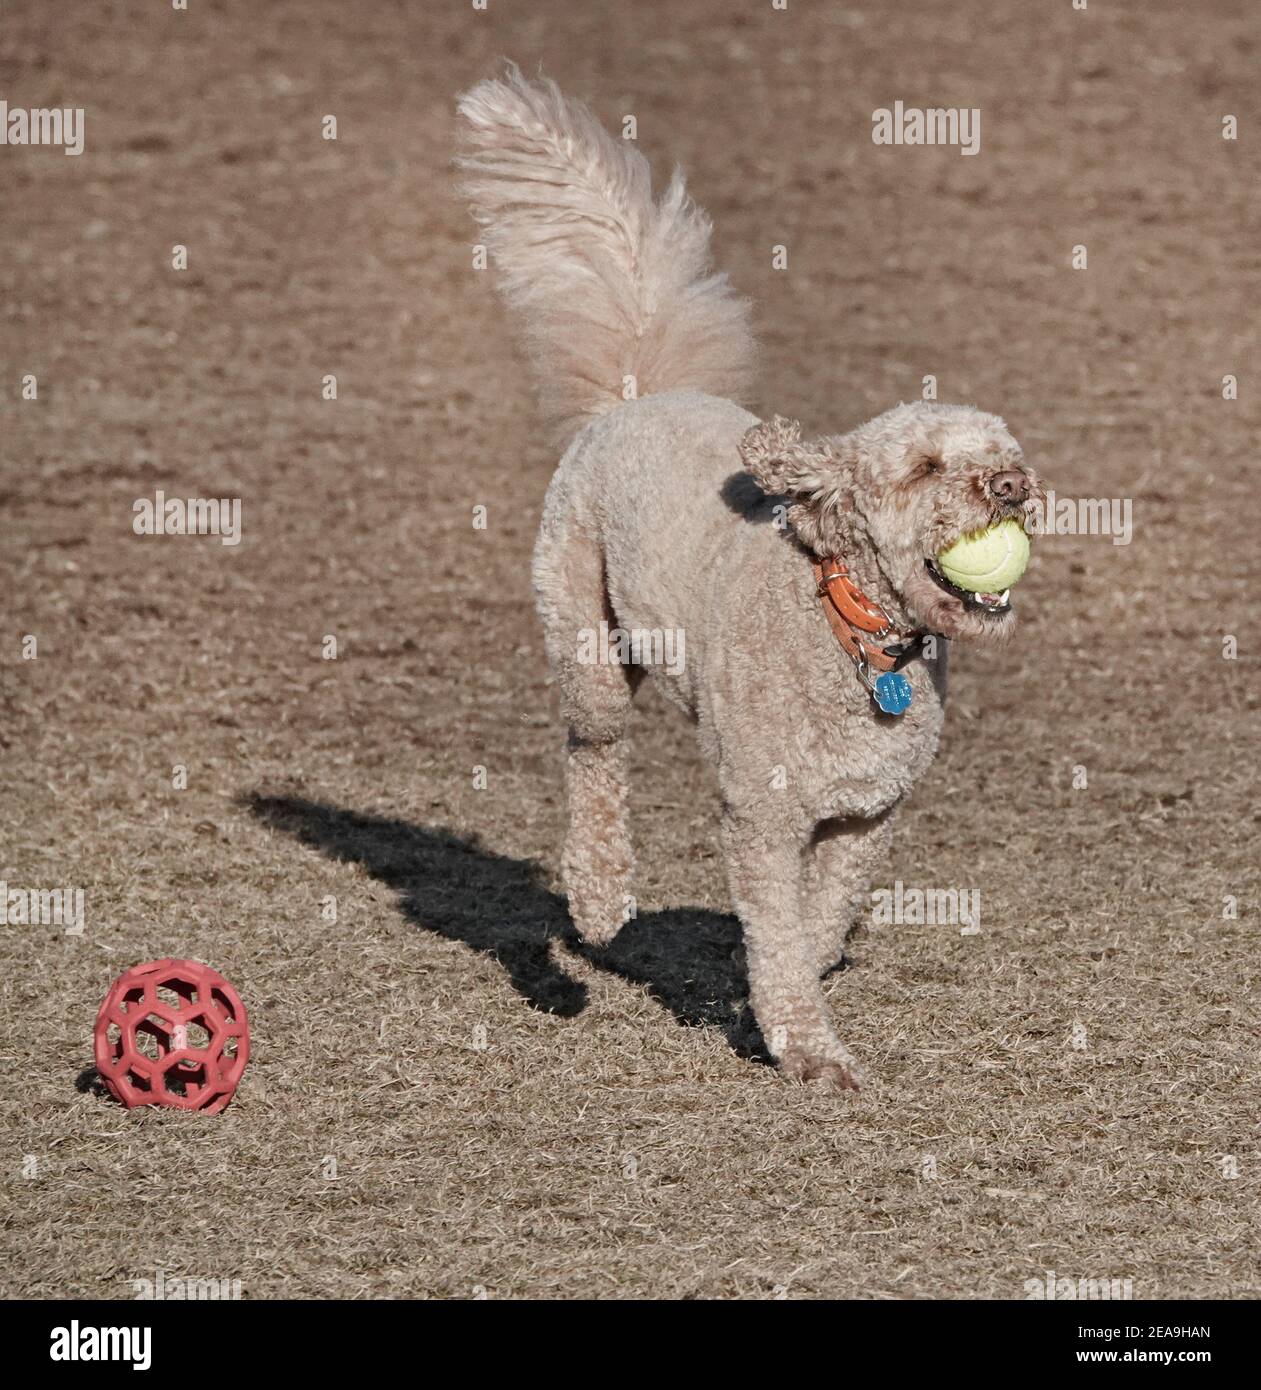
[246,795,772,1063]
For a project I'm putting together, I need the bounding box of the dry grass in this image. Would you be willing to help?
[1,0,1258,1299]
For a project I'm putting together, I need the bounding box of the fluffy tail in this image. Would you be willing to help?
[456,66,756,448]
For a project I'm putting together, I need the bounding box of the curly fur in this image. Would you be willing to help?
[457,71,1044,1091]
[457,64,755,448]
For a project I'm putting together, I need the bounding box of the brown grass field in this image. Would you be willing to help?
[2,0,1259,1300]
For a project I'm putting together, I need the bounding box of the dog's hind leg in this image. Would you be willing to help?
[802,810,896,977]
[534,513,637,947]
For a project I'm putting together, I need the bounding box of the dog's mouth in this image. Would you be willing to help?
[924,558,1012,616]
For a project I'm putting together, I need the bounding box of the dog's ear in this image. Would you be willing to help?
[739,416,835,497]
[741,415,863,557]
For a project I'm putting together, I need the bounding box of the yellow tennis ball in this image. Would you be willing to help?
[936,519,1030,593]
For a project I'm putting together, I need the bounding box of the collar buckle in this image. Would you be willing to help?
[812,553,927,708]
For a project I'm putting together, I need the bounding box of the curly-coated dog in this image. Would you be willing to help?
[458,68,1044,1091]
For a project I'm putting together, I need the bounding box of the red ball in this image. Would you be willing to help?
[93,959,250,1114]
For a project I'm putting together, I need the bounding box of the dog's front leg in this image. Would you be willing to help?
[801,809,897,978]
[722,811,867,1092]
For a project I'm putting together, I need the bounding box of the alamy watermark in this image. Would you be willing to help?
[0,882,84,934]
[129,1268,243,1300]
[49,1324,150,1370]
[872,101,980,157]
[871,879,981,935]
[0,100,84,156]
[577,620,685,676]
[133,491,242,546]
[1025,1270,1134,1301]
[1026,491,1133,546]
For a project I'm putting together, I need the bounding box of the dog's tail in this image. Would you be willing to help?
[456,66,756,449]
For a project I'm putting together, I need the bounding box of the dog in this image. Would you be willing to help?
[457,68,1043,1091]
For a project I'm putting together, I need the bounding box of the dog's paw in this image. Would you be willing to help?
[779,1048,866,1093]
[561,825,633,951]
[562,865,631,949]
[570,911,622,949]
[564,884,626,948]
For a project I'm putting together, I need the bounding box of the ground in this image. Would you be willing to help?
[2,0,1258,1300]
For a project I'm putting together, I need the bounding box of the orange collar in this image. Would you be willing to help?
[812,556,925,674]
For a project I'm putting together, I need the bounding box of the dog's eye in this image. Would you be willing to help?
[911,453,943,480]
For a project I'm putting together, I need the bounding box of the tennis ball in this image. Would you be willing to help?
[935,518,1030,593]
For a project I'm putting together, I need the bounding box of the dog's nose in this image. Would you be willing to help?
[988,469,1030,503]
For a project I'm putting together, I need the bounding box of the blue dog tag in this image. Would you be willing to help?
[873,671,913,715]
